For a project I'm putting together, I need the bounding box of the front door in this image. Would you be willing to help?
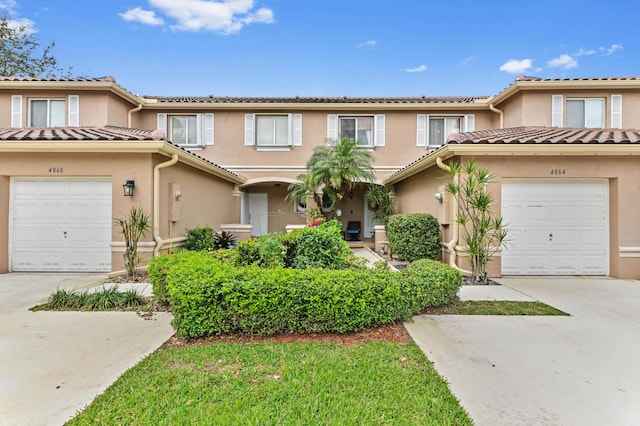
[248,193,268,237]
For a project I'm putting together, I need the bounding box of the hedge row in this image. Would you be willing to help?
[149,250,462,339]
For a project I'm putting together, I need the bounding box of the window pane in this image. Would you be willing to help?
[186,116,197,145]
[429,118,444,146]
[30,100,48,127]
[340,118,356,140]
[50,100,65,126]
[356,117,373,145]
[584,99,605,128]
[274,116,289,145]
[566,100,585,127]
[170,116,188,144]
[257,116,275,145]
[444,117,461,139]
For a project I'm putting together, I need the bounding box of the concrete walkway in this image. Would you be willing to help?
[405,277,640,426]
[0,274,174,426]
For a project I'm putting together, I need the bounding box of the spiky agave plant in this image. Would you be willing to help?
[115,206,151,280]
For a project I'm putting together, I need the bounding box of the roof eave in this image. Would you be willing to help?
[0,80,143,105]
[141,102,490,111]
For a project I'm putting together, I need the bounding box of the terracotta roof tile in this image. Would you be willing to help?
[0,126,163,141]
[447,126,640,144]
[0,76,117,83]
[143,95,489,104]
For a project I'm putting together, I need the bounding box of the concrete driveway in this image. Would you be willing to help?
[405,277,640,426]
[0,273,174,426]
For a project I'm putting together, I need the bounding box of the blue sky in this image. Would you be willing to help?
[3,0,638,97]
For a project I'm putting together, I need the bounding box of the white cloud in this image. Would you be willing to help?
[499,59,533,74]
[0,0,16,9]
[601,44,623,55]
[547,54,578,69]
[119,7,164,26]
[575,48,596,56]
[405,65,427,73]
[122,0,275,34]
[462,55,477,65]
[357,40,376,48]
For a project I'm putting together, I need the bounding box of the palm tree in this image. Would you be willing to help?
[287,137,376,214]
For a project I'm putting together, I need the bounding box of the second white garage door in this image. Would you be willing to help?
[11,179,112,272]
[501,181,608,275]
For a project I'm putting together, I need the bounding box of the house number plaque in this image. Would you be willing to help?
[550,169,566,175]
[49,167,64,174]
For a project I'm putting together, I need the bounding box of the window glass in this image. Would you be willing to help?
[567,98,604,128]
[170,115,198,145]
[257,115,289,145]
[30,100,48,127]
[566,100,585,127]
[339,117,373,146]
[429,117,462,146]
[50,100,65,126]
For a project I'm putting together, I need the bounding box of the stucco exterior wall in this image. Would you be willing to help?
[393,153,640,279]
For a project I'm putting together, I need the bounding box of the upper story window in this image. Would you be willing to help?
[416,114,475,149]
[244,113,302,150]
[552,94,622,129]
[326,114,385,148]
[11,95,79,128]
[157,113,214,147]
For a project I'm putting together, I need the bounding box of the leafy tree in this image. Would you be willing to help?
[287,137,376,214]
[0,12,71,77]
[443,159,508,284]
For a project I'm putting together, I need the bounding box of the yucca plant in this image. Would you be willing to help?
[213,230,238,250]
[115,206,151,280]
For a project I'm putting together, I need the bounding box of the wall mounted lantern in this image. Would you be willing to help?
[433,192,444,203]
[122,180,135,197]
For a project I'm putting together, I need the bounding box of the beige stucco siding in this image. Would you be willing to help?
[393,153,640,279]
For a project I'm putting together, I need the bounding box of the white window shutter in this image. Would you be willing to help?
[416,114,427,147]
[11,95,22,128]
[327,114,338,142]
[68,95,79,127]
[292,113,302,146]
[464,114,475,132]
[374,114,385,146]
[157,113,167,137]
[552,95,563,127]
[244,114,255,146]
[611,95,622,129]
[203,113,214,145]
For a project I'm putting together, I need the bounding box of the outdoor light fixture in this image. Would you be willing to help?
[122,180,135,196]
[434,192,444,203]
[349,191,354,199]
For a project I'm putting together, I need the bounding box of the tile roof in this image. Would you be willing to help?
[514,75,640,82]
[0,126,164,141]
[447,126,640,144]
[143,95,489,104]
[0,76,118,83]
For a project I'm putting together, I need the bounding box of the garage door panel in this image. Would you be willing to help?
[11,179,112,272]
[501,181,608,276]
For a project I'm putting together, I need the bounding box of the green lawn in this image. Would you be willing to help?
[67,341,472,425]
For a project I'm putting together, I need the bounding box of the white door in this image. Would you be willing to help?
[11,179,112,272]
[501,181,608,275]
[248,193,268,237]
[363,198,376,239]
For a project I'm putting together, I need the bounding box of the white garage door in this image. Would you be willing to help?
[501,181,608,275]
[11,179,112,272]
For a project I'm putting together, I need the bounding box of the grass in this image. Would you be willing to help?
[31,286,147,311]
[67,341,472,425]
[423,300,569,316]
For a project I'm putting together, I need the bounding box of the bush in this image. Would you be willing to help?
[184,226,215,251]
[147,253,180,304]
[386,213,441,261]
[159,250,462,339]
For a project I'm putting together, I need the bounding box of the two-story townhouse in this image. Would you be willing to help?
[0,75,638,278]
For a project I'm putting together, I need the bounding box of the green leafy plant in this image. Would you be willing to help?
[34,286,146,311]
[115,206,151,280]
[386,213,441,261]
[443,159,508,284]
[366,184,395,225]
[184,226,215,251]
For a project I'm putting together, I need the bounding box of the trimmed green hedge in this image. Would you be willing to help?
[386,213,441,261]
[149,250,462,339]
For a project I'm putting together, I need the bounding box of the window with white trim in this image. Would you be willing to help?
[326,114,385,147]
[416,114,474,148]
[157,113,214,147]
[244,113,302,149]
[567,98,605,128]
[29,99,65,127]
[551,95,621,128]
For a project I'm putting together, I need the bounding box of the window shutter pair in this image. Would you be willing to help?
[244,114,302,146]
[416,114,474,147]
[11,95,79,127]
[157,113,214,145]
[552,94,622,128]
[326,114,385,146]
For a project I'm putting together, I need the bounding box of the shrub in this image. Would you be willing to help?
[184,226,215,251]
[147,252,180,304]
[386,213,441,261]
[214,230,238,250]
[161,250,462,339]
[290,220,351,269]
